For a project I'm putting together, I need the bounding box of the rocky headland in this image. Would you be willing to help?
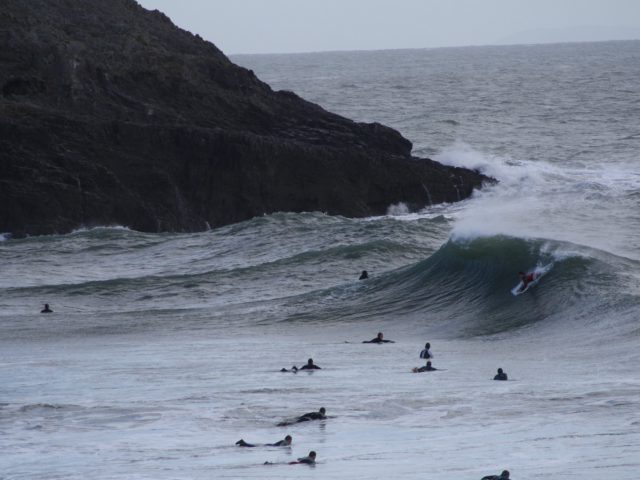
[0,0,490,237]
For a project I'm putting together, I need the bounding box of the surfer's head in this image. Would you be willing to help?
[426,361,432,367]
[319,407,326,415]
[284,435,292,445]
[308,451,317,459]
[500,470,510,479]
[307,358,314,365]
[497,368,503,374]
[377,332,383,340]
[425,342,430,349]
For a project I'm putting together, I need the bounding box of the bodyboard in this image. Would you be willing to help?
[511,264,551,296]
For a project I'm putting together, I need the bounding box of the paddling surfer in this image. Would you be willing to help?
[277,407,326,426]
[482,470,510,480]
[363,332,394,343]
[290,451,316,464]
[236,435,292,447]
[266,450,317,466]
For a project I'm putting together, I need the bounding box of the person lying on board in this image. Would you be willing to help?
[363,332,395,343]
[264,450,317,466]
[518,271,535,290]
[236,435,292,447]
[289,451,316,464]
[277,407,326,426]
[482,469,510,480]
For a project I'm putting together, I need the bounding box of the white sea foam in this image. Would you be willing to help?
[70,224,133,235]
[435,142,639,260]
[386,202,410,216]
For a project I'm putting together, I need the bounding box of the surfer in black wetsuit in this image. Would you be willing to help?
[493,368,508,381]
[419,342,433,365]
[289,451,316,464]
[41,303,53,313]
[268,435,293,446]
[300,358,321,370]
[482,469,509,480]
[236,435,292,447]
[277,407,326,426]
[413,361,437,373]
[266,450,317,466]
[359,270,369,280]
[363,332,395,343]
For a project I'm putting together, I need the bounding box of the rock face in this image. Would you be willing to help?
[0,0,489,237]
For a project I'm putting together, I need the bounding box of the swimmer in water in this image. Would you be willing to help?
[299,358,321,370]
[413,361,437,373]
[362,332,395,343]
[277,407,326,426]
[41,303,53,313]
[359,270,369,280]
[482,469,510,480]
[236,435,292,448]
[419,342,433,365]
[493,368,508,381]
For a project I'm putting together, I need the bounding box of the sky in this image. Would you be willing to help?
[137,0,640,55]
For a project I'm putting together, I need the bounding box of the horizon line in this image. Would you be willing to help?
[228,37,639,57]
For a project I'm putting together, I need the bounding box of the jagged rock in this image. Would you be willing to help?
[0,0,491,237]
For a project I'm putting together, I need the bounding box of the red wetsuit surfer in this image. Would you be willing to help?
[518,271,535,291]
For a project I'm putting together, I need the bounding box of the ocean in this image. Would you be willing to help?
[1,41,640,479]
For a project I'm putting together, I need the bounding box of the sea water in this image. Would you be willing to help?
[1,41,640,479]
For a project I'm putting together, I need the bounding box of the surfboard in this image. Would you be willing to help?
[511,264,551,296]
[511,280,529,296]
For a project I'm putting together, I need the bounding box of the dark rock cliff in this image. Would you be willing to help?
[0,0,490,237]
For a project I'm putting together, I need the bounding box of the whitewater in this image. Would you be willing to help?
[1,41,640,479]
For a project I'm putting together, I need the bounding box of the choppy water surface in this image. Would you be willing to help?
[2,41,640,479]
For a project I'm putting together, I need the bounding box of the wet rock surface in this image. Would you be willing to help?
[0,0,490,236]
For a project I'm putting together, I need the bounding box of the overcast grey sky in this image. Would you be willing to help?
[137,0,640,54]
